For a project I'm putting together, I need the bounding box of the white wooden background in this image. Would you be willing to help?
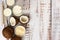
[0,0,51,40]
[52,0,60,40]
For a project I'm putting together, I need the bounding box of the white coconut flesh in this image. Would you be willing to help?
[7,0,15,6]
[10,17,16,26]
[20,16,29,23]
[4,8,12,16]
[15,26,25,37]
[13,5,22,16]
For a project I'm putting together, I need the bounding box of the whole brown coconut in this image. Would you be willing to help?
[11,36,22,40]
[2,26,14,39]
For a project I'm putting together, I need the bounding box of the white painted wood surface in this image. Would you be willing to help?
[52,0,60,40]
[40,0,51,40]
[0,0,51,40]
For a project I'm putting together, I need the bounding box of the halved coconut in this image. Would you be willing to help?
[7,0,15,6]
[10,17,16,26]
[4,8,12,16]
[20,16,29,24]
[15,26,25,37]
[13,5,22,16]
